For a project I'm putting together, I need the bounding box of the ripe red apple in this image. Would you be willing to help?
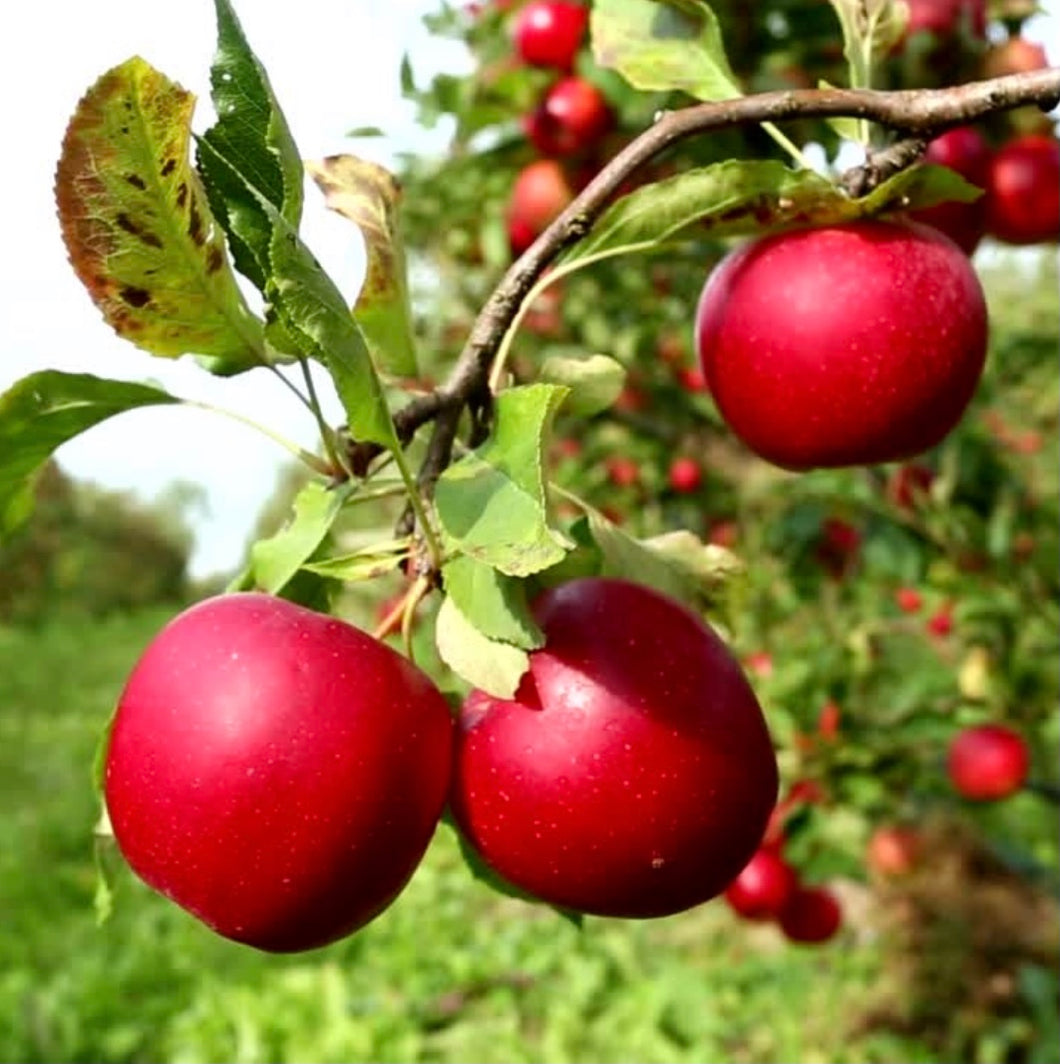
[867,825,921,877]
[449,578,779,918]
[986,134,1060,245]
[947,724,1030,801]
[724,848,798,920]
[910,126,992,254]
[695,220,988,470]
[104,593,453,952]
[927,602,954,637]
[507,159,574,256]
[815,518,861,579]
[605,455,640,488]
[903,0,986,40]
[895,586,924,614]
[513,0,587,70]
[668,456,703,494]
[981,37,1049,79]
[524,77,612,157]
[778,886,842,944]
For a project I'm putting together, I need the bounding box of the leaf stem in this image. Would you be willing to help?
[390,444,443,571]
[185,399,334,475]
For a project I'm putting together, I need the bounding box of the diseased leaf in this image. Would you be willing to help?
[436,384,573,577]
[0,371,178,537]
[539,353,626,416]
[442,555,544,650]
[435,595,529,699]
[247,480,349,593]
[641,530,744,598]
[591,0,741,101]
[307,155,418,377]
[55,57,265,374]
[196,0,303,296]
[267,210,399,450]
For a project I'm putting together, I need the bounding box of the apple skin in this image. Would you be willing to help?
[947,724,1029,801]
[449,578,779,918]
[778,886,842,944]
[524,77,612,157]
[104,593,454,953]
[507,159,574,255]
[910,126,992,254]
[695,220,988,470]
[668,456,703,494]
[513,0,587,70]
[724,848,798,920]
[986,134,1060,246]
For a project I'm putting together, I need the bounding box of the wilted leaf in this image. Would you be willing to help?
[539,353,626,416]
[0,371,178,538]
[436,384,573,576]
[442,555,544,649]
[591,0,741,101]
[435,595,529,699]
[307,154,417,376]
[55,57,265,373]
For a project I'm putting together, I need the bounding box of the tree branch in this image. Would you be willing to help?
[351,68,1060,506]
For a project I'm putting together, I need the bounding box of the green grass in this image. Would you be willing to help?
[0,609,944,1063]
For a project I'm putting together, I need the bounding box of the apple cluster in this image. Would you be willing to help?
[104,579,781,952]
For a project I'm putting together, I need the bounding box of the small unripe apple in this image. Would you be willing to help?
[668,456,703,494]
[986,134,1060,245]
[695,220,988,470]
[910,126,992,254]
[524,77,612,156]
[506,159,574,255]
[450,578,779,918]
[513,0,587,70]
[104,593,453,952]
[947,724,1030,800]
[867,825,921,877]
[778,886,842,944]
[725,848,798,920]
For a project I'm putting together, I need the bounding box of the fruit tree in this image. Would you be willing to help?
[4,0,1058,1051]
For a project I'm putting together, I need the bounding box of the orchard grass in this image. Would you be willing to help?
[0,608,934,1064]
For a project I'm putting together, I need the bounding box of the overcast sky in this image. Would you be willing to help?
[1,3,1056,579]
[0,1,466,578]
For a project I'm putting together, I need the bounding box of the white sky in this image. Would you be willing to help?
[1,3,1056,579]
[0,1,468,578]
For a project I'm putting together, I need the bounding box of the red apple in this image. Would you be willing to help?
[986,134,1060,245]
[104,593,453,952]
[903,0,986,40]
[668,456,703,494]
[695,220,988,470]
[895,586,924,614]
[524,77,612,157]
[779,886,842,944]
[910,126,992,254]
[725,848,798,920]
[605,455,640,488]
[507,159,574,256]
[816,518,861,579]
[947,724,1030,800]
[513,0,587,70]
[927,602,954,637]
[817,700,841,741]
[867,825,921,877]
[449,578,779,918]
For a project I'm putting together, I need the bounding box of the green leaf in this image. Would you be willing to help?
[858,161,984,215]
[55,57,266,374]
[247,480,350,593]
[93,812,119,926]
[442,555,544,650]
[435,595,529,699]
[539,352,626,416]
[436,384,573,577]
[0,371,178,538]
[301,539,411,582]
[307,155,418,377]
[267,211,400,450]
[591,0,741,101]
[196,0,303,295]
[827,0,907,93]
